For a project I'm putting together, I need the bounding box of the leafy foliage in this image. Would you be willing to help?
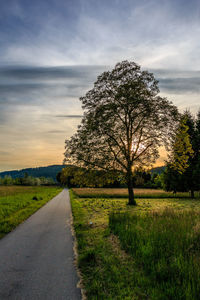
[59,165,164,189]
[58,165,123,188]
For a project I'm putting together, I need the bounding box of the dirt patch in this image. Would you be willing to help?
[108,234,131,262]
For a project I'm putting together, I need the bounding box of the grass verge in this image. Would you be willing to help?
[70,190,140,299]
[70,190,200,299]
[0,186,62,239]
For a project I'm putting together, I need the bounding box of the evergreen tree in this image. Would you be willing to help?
[164,110,200,197]
[169,115,194,174]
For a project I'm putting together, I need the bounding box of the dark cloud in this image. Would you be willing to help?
[0,151,9,156]
[149,69,200,94]
[46,130,66,134]
[152,69,200,79]
[158,77,200,94]
[1,66,200,109]
[0,65,107,106]
[55,115,83,118]
[0,65,106,80]
[0,82,87,105]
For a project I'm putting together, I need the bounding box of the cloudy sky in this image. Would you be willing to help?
[0,0,200,171]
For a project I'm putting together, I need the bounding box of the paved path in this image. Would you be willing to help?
[0,189,81,300]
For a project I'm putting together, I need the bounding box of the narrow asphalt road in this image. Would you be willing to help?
[0,189,82,300]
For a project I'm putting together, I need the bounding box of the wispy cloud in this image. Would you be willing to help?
[46,130,66,134]
[55,115,83,118]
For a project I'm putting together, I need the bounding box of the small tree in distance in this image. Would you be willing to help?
[64,61,179,205]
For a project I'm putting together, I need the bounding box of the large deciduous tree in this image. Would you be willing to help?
[64,61,178,205]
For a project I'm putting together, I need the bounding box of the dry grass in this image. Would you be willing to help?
[73,187,165,196]
[108,234,131,262]
[0,186,45,197]
[72,187,194,198]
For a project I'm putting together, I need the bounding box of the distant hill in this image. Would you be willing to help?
[0,165,65,181]
[150,166,166,174]
[0,164,166,182]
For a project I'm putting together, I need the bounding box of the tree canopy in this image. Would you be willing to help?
[64,61,179,204]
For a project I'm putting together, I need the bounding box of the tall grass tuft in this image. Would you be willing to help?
[109,208,200,299]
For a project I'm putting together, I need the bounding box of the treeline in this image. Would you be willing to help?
[164,110,200,197]
[57,166,162,189]
[0,173,55,186]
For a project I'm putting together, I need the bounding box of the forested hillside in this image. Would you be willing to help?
[0,165,65,181]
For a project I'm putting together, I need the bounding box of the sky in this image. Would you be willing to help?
[0,0,200,172]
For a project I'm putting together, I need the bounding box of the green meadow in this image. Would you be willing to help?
[70,188,200,299]
[0,186,62,239]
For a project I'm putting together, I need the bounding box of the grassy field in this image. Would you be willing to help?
[0,186,62,239]
[110,209,200,299]
[70,189,200,299]
[72,187,200,198]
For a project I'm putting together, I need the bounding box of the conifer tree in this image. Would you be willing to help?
[169,115,194,174]
[165,110,200,198]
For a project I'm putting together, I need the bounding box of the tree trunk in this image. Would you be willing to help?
[191,189,195,198]
[127,171,136,205]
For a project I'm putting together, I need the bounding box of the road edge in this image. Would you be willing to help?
[68,189,87,300]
